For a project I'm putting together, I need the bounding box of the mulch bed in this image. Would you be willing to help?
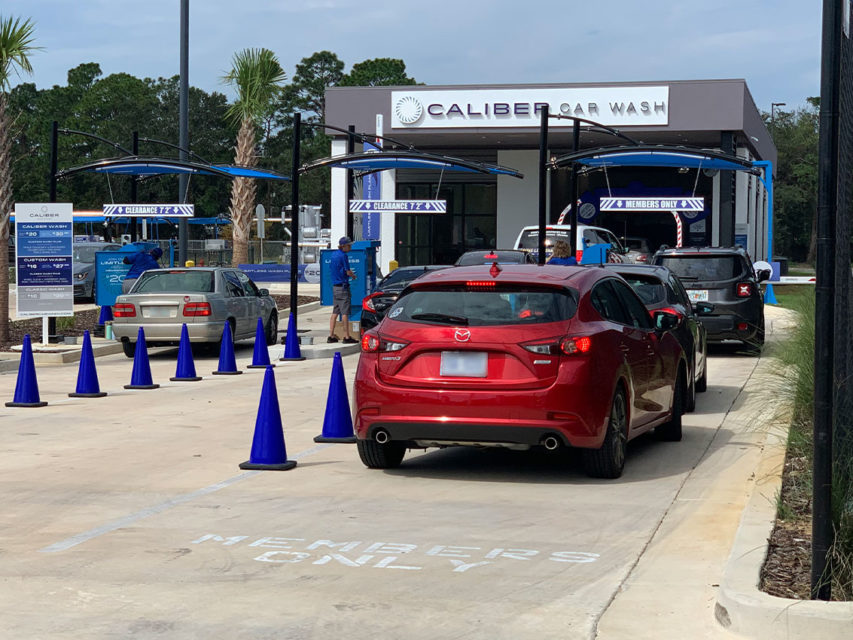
[0,294,318,352]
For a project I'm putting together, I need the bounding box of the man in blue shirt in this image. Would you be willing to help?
[122,247,163,293]
[329,236,357,343]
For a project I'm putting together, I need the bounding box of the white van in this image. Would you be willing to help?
[513,224,630,262]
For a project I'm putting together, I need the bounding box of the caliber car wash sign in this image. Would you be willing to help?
[349,200,447,214]
[600,197,705,212]
[14,203,74,318]
[392,87,669,129]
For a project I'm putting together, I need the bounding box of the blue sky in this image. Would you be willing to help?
[5,0,821,113]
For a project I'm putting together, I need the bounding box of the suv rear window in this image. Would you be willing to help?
[455,251,530,266]
[134,270,215,293]
[390,286,578,326]
[656,255,746,282]
[517,229,571,250]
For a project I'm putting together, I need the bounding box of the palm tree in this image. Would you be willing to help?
[222,48,286,266]
[0,16,38,343]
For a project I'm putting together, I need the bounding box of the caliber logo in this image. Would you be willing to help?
[395,96,424,125]
[454,328,471,342]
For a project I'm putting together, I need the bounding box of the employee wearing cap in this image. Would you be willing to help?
[329,236,358,343]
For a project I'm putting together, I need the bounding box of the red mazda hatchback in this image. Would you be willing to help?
[354,264,688,478]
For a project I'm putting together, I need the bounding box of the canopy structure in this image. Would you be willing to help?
[551,145,760,174]
[301,150,524,178]
[55,157,291,181]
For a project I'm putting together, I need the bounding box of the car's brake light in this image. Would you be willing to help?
[483,253,498,259]
[521,338,559,355]
[113,303,136,318]
[576,250,584,262]
[560,336,592,355]
[466,280,496,290]
[361,334,409,353]
[636,255,648,262]
[183,302,211,317]
[362,291,382,312]
[736,282,753,297]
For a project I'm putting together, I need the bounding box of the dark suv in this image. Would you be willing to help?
[651,246,768,353]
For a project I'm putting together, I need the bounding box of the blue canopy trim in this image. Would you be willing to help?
[551,145,760,174]
[55,157,291,181]
[301,151,524,178]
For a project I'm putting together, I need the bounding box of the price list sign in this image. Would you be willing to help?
[14,203,74,318]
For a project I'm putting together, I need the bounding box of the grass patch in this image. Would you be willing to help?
[771,284,814,309]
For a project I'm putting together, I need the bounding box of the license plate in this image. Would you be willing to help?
[440,351,488,377]
[687,290,709,302]
[142,306,177,318]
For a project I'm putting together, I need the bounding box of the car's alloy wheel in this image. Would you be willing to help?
[265,312,278,346]
[583,387,628,479]
[745,316,765,356]
[121,339,135,359]
[656,368,685,442]
[695,354,708,392]
[357,438,406,469]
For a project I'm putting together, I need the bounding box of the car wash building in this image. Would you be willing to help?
[324,80,776,271]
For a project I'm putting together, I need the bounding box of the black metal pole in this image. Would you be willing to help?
[537,106,549,265]
[347,125,355,239]
[289,113,301,325]
[177,0,189,266]
[48,121,58,342]
[570,119,581,259]
[812,0,841,602]
[130,131,138,242]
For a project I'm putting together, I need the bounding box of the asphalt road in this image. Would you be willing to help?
[0,338,766,639]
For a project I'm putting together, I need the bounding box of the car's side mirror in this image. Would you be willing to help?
[654,311,679,332]
[694,302,715,315]
[756,269,771,283]
[258,288,270,297]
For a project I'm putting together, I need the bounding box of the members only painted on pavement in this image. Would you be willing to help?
[349,200,447,214]
[600,197,704,212]
[192,533,599,572]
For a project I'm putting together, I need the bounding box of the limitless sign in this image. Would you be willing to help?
[600,197,705,212]
[349,200,447,214]
[103,204,194,217]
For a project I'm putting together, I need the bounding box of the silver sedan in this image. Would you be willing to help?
[111,267,278,358]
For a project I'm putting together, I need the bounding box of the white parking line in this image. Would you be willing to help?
[38,443,332,553]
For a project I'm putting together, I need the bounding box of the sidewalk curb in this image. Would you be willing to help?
[716,383,853,636]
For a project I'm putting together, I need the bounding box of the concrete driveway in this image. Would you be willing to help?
[0,317,783,639]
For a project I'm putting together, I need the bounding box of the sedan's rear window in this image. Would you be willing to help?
[134,270,215,293]
[621,275,666,305]
[455,251,531,266]
[389,286,578,326]
[657,255,746,282]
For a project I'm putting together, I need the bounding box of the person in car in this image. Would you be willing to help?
[546,240,577,265]
[329,236,358,344]
[122,247,163,293]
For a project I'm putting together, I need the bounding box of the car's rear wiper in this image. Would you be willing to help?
[410,313,469,325]
[677,276,699,281]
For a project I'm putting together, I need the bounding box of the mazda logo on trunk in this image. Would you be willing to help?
[454,329,471,342]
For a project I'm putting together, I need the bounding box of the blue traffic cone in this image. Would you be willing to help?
[97,306,113,324]
[213,321,242,375]
[764,283,778,305]
[280,312,305,362]
[69,331,107,398]
[5,334,47,407]
[124,327,160,389]
[239,366,297,471]
[171,324,201,381]
[247,317,274,369]
[314,352,356,443]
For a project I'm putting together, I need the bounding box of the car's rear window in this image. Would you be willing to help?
[455,251,528,266]
[388,286,578,326]
[379,267,440,288]
[517,229,570,250]
[134,270,215,293]
[656,255,746,282]
[621,275,666,305]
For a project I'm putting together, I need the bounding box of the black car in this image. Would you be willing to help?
[360,265,450,333]
[454,249,536,266]
[605,263,713,411]
[651,246,767,354]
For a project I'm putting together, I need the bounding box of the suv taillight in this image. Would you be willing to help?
[183,302,211,316]
[113,303,136,318]
[736,282,753,298]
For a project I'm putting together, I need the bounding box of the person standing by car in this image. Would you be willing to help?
[122,247,163,293]
[546,240,577,265]
[329,236,358,344]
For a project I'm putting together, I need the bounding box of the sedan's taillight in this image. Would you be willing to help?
[113,303,136,318]
[522,336,592,356]
[362,292,382,313]
[736,282,753,297]
[560,336,592,355]
[183,302,211,317]
[361,334,409,353]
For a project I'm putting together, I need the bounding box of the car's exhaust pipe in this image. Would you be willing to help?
[374,429,390,444]
[542,436,560,451]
